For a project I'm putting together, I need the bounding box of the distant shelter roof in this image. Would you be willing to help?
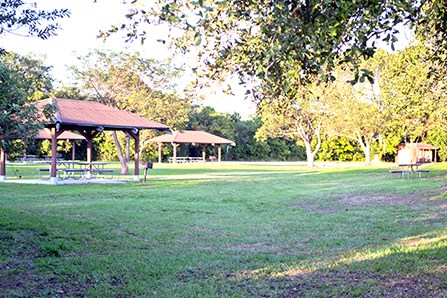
[36,128,85,140]
[147,130,236,146]
[403,143,438,150]
[37,98,170,131]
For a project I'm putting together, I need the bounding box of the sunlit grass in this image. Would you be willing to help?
[1,162,446,297]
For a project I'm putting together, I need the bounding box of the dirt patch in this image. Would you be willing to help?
[190,225,231,237]
[292,202,344,214]
[222,242,310,256]
[336,193,428,207]
[336,187,447,209]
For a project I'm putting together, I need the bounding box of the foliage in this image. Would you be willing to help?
[69,50,192,171]
[255,79,334,167]
[0,62,53,151]
[0,0,70,54]
[377,44,440,143]
[51,84,87,100]
[1,52,53,101]
[327,66,385,165]
[318,136,364,162]
[104,1,447,87]
[425,128,447,161]
[70,49,191,130]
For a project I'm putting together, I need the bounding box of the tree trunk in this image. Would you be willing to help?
[304,141,315,167]
[364,142,371,166]
[357,134,371,166]
[112,131,129,175]
[297,122,322,168]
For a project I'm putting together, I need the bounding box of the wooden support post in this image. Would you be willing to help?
[158,142,162,164]
[50,126,58,184]
[86,137,93,177]
[78,129,102,179]
[201,144,206,162]
[71,140,76,161]
[172,143,178,163]
[217,145,222,163]
[127,129,140,181]
[0,147,6,182]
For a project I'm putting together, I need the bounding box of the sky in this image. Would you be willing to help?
[1,0,257,119]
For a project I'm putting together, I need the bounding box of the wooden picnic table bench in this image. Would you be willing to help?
[168,157,204,163]
[390,163,430,178]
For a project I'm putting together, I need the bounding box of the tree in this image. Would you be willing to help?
[0,0,70,54]
[0,53,55,153]
[104,1,447,87]
[378,44,440,143]
[70,50,192,174]
[255,79,333,167]
[2,52,53,101]
[0,62,53,156]
[325,65,386,165]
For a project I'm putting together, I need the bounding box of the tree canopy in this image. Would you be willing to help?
[105,1,447,87]
[0,0,70,54]
[0,55,54,151]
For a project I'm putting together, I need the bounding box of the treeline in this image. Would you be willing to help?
[3,43,447,164]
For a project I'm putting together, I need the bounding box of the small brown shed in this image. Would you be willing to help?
[397,143,438,164]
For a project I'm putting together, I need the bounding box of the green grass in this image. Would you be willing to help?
[1,162,446,297]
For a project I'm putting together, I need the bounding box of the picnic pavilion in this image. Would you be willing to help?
[146,130,236,163]
[0,98,170,184]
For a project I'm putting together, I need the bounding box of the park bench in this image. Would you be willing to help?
[62,168,86,179]
[38,168,64,178]
[92,169,114,178]
[389,169,406,178]
[415,169,430,178]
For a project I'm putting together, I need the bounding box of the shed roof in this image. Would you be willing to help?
[38,98,170,131]
[404,143,438,150]
[36,128,85,140]
[147,130,235,146]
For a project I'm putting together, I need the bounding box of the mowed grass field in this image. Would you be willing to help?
[1,162,446,297]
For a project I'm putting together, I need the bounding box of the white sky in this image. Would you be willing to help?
[1,0,257,119]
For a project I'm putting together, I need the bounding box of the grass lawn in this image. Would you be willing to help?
[1,162,446,297]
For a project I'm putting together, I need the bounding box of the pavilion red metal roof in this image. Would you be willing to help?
[147,130,235,146]
[38,98,170,131]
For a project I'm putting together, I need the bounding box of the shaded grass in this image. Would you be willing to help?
[1,162,446,297]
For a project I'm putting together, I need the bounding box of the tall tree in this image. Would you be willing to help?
[70,50,192,173]
[0,62,54,156]
[255,79,333,167]
[326,66,385,165]
[2,52,53,101]
[378,43,439,143]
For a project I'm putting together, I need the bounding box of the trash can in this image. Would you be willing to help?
[143,162,153,183]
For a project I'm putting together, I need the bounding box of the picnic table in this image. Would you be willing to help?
[168,157,204,163]
[78,162,114,178]
[390,163,430,178]
[37,161,86,179]
[37,161,113,179]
